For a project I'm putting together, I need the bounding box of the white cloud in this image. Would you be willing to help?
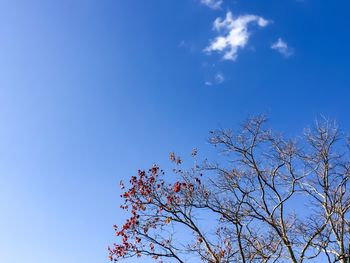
[205,72,225,86]
[215,72,225,84]
[204,11,269,61]
[200,0,223,10]
[178,40,197,53]
[271,38,294,57]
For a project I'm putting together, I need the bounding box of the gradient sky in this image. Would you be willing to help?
[0,0,350,262]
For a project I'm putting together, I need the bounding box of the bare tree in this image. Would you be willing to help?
[109,116,350,263]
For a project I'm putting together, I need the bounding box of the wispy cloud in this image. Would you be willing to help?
[178,40,196,53]
[215,72,225,84]
[204,11,269,61]
[205,72,225,86]
[271,38,294,57]
[200,0,223,10]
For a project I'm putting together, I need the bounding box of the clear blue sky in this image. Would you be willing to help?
[0,0,349,262]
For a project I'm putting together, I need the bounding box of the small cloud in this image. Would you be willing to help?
[204,11,269,61]
[178,40,196,53]
[205,72,225,86]
[200,0,223,10]
[178,40,186,47]
[215,72,224,84]
[271,38,294,57]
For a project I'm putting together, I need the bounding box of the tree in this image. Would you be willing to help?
[109,116,350,263]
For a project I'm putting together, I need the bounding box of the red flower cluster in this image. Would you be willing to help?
[109,165,202,262]
[173,182,181,192]
[173,181,198,193]
[109,167,160,260]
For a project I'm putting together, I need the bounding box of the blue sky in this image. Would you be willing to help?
[0,0,349,262]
